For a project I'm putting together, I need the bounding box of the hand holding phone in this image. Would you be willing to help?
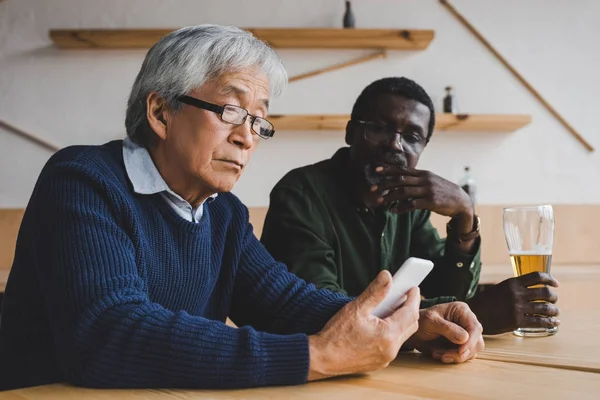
[371,257,434,319]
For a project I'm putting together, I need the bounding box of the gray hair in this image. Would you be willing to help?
[125,24,288,148]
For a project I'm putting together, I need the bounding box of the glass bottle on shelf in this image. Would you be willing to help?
[443,86,457,114]
[343,1,356,28]
[459,166,477,205]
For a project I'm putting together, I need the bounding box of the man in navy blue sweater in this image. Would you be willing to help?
[0,25,483,390]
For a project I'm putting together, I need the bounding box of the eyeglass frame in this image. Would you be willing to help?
[351,119,428,147]
[177,95,275,139]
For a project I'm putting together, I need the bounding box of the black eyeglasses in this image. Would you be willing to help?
[351,120,425,147]
[178,95,275,139]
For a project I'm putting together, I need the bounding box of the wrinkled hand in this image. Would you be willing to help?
[406,302,484,364]
[467,272,560,335]
[308,271,420,381]
[370,165,472,217]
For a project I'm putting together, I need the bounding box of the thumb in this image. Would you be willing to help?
[355,270,392,314]
[433,317,469,345]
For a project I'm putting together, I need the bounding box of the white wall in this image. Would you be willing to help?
[1,0,599,207]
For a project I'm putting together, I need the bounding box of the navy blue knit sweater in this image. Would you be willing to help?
[0,140,350,390]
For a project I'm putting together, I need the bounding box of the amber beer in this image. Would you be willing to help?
[510,253,552,278]
[503,205,555,336]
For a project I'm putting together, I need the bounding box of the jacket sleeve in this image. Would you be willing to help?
[260,183,347,294]
[409,210,481,300]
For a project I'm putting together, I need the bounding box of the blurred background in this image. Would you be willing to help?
[0,0,599,268]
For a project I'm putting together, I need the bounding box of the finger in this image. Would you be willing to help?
[425,316,469,345]
[390,198,430,214]
[522,315,561,329]
[395,294,408,305]
[375,165,423,177]
[377,187,428,205]
[431,349,445,361]
[385,287,421,328]
[433,348,466,364]
[435,334,483,364]
[390,200,417,215]
[456,311,484,360]
[472,336,485,359]
[431,344,456,361]
[457,329,483,362]
[525,287,558,303]
[355,270,393,315]
[403,287,421,310]
[477,336,485,352]
[523,302,560,317]
[370,175,423,192]
[517,272,559,288]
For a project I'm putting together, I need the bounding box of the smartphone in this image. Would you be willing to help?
[371,257,434,319]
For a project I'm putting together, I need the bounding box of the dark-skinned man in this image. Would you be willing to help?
[261,77,560,335]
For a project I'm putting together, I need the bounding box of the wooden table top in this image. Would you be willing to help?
[2,354,599,400]
[0,265,600,400]
[1,265,598,398]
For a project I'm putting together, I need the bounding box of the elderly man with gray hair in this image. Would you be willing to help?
[0,25,483,391]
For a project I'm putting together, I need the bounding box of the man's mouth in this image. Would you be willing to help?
[375,157,407,169]
[216,159,244,169]
[370,148,407,168]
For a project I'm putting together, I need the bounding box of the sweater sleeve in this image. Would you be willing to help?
[229,205,351,335]
[30,165,324,389]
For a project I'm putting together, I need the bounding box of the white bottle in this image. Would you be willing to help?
[459,166,477,204]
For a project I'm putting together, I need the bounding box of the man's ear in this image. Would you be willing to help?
[345,120,355,145]
[146,92,169,141]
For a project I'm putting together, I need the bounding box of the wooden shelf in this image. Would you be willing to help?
[436,113,532,132]
[249,28,434,50]
[271,115,350,131]
[49,28,434,50]
[271,114,532,132]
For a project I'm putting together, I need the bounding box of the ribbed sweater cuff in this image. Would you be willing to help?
[259,332,310,386]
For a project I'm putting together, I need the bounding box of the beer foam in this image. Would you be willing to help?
[509,249,552,256]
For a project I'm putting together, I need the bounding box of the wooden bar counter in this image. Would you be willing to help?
[1,354,599,399]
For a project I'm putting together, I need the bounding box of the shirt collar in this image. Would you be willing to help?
[122,137,217,202]
[123,137,170,195]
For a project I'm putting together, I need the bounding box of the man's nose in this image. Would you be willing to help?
[387,133,404,152]
[230,119,254,149]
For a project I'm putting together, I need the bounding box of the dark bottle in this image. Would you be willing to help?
[443,86,456,113]
[459,166,477,204]
[343,1,356,28]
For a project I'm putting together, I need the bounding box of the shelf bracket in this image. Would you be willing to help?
[440,0,593,152]
[289,50,387,83]
[0,118,60,153]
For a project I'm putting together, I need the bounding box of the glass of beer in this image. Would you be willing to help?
[503,205,556,337]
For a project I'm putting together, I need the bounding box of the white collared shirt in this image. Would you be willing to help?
[122,137,217,223]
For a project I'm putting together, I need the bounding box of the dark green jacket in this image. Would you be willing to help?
[261,148,481,304]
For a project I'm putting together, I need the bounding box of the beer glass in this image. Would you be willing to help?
[503,205,557,337]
